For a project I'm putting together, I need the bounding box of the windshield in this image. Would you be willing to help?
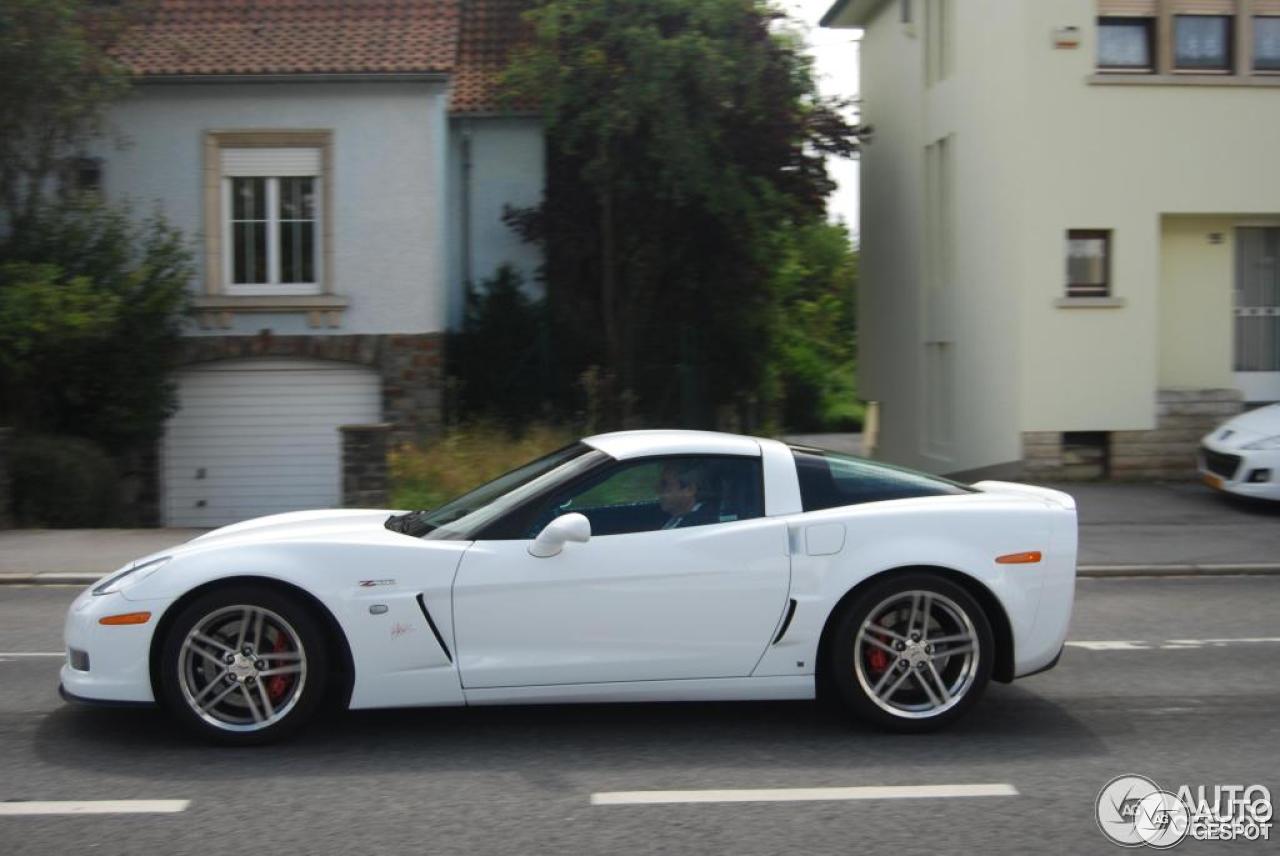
[385,442,607,540]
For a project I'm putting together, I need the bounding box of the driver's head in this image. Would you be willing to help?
[657,462,702,516]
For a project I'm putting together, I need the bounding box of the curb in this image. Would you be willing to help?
[0,573,104,585]
[5,566,1280,585]
[1077,564,1280,578]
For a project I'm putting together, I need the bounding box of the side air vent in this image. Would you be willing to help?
[772,598,798,645]
[416,593,453,663]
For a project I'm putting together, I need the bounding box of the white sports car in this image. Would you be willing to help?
[1198,403,1280,501]
[61,430,1077,743]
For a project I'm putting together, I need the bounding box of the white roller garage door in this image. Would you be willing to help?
[162,359,382,527]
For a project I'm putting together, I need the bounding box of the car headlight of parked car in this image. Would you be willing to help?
[1242,435,1280,450]
[92,556,172,596]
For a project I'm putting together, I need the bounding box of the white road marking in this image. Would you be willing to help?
[590,783,1019,806]
[0,652,64,658]
[1067,641,1150,651]
[1067,637,1280,651]
[0,800,189,816]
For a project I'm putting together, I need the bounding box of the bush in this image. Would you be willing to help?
[389,422,575,511]
[0,199,192,452]
[448,265,550,426]
[9,433,120,527]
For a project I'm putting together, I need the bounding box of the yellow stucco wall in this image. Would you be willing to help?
[1158,216,1237,390]
[841,0,1280,471]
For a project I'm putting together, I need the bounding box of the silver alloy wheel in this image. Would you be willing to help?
[852,590,979,720]
[177,604,307,733]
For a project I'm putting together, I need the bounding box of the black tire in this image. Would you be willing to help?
[826,572,994,733]
[157,584,329,745]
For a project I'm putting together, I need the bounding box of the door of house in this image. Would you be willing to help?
[1234,227,1280,402]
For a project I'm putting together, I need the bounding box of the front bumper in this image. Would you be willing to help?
[1197,441,1280,501]
[60,586,164,704]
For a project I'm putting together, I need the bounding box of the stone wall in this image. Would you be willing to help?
[1110,389,1243,479]
[341,424,391,508]
[1022,388,1243,481]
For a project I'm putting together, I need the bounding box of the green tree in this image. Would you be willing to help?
[502,0,858,428]
[0,200,192,451]
[0,0,138,236]
[769,219,860,432]
[1,1,193,454]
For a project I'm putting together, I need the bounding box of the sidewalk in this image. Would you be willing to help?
[0,481,1276,583]
[1040,480,1280,569]
[0,528,207,582]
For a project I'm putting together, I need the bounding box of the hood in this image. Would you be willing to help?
[188,508,404,548]
[1207,403,1280,448]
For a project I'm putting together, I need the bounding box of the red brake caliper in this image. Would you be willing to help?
[267,629,292,701]
[866,617,891,674]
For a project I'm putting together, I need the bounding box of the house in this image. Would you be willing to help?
[821,0,1280,481]
[96,0,541,526]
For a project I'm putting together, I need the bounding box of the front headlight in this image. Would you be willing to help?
[92,556,172,596]
[1242,435,1280,451]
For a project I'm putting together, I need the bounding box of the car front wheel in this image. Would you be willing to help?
[157,585,329,744]
[828,573,994,732]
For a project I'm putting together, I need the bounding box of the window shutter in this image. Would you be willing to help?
[1255,0,1280,14]
[1167,0,1236,13]
[1098,0,1158,15]
[221,147,321,177]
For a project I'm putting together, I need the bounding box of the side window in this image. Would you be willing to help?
[527,456,764,538]
[792,449,973,512]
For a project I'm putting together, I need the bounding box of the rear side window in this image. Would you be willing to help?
[791,448,974,512]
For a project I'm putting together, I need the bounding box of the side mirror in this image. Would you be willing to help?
[529,512,591,558]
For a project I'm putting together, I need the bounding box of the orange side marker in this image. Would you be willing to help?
[99,612,152,626]
[995,551,1042,565]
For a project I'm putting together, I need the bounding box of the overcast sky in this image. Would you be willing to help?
[779,0,862,235]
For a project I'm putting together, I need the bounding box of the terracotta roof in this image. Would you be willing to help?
[451,0,535,114]
[116,0,463,77]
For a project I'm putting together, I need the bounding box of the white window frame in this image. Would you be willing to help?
[221,150,323,297]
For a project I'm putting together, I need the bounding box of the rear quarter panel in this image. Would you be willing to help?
[752,491,1076,680]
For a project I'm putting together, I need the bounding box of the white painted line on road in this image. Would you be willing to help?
[0,652,64,658]
[591,783,1019,806]
[1067,641,1149,651]
[1067,637,1280,651]
[0,800,189,816]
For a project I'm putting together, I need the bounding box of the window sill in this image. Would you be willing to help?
[1055,297,1126,309]
[192,294,349,330]
[1088,73,1280,87]
[193,294,348,312]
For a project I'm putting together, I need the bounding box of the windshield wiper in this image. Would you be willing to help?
[384,510,434,537]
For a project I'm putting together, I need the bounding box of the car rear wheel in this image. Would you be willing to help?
[157,585,328,744]
[827,573,994,732]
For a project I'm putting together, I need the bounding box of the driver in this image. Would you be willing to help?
[656,461,718,529]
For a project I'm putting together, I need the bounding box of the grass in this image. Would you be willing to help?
[388,422,577,511]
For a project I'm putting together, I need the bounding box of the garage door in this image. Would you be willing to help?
[162,359,382,527]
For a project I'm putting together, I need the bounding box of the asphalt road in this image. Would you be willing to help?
[1,577,1278,855]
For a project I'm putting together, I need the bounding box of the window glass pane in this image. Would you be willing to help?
[231,177,265,221]
[1175,15,1231,69]
[280,219,316,283]
[1098,18,1153,69]
[1067,232,1109,295]
[530,456,764,537]
[233,221,267,284]
[1256,17,1280,70]
[279,176,315,220]
[277,177,316,284]
[791,449,971,513]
